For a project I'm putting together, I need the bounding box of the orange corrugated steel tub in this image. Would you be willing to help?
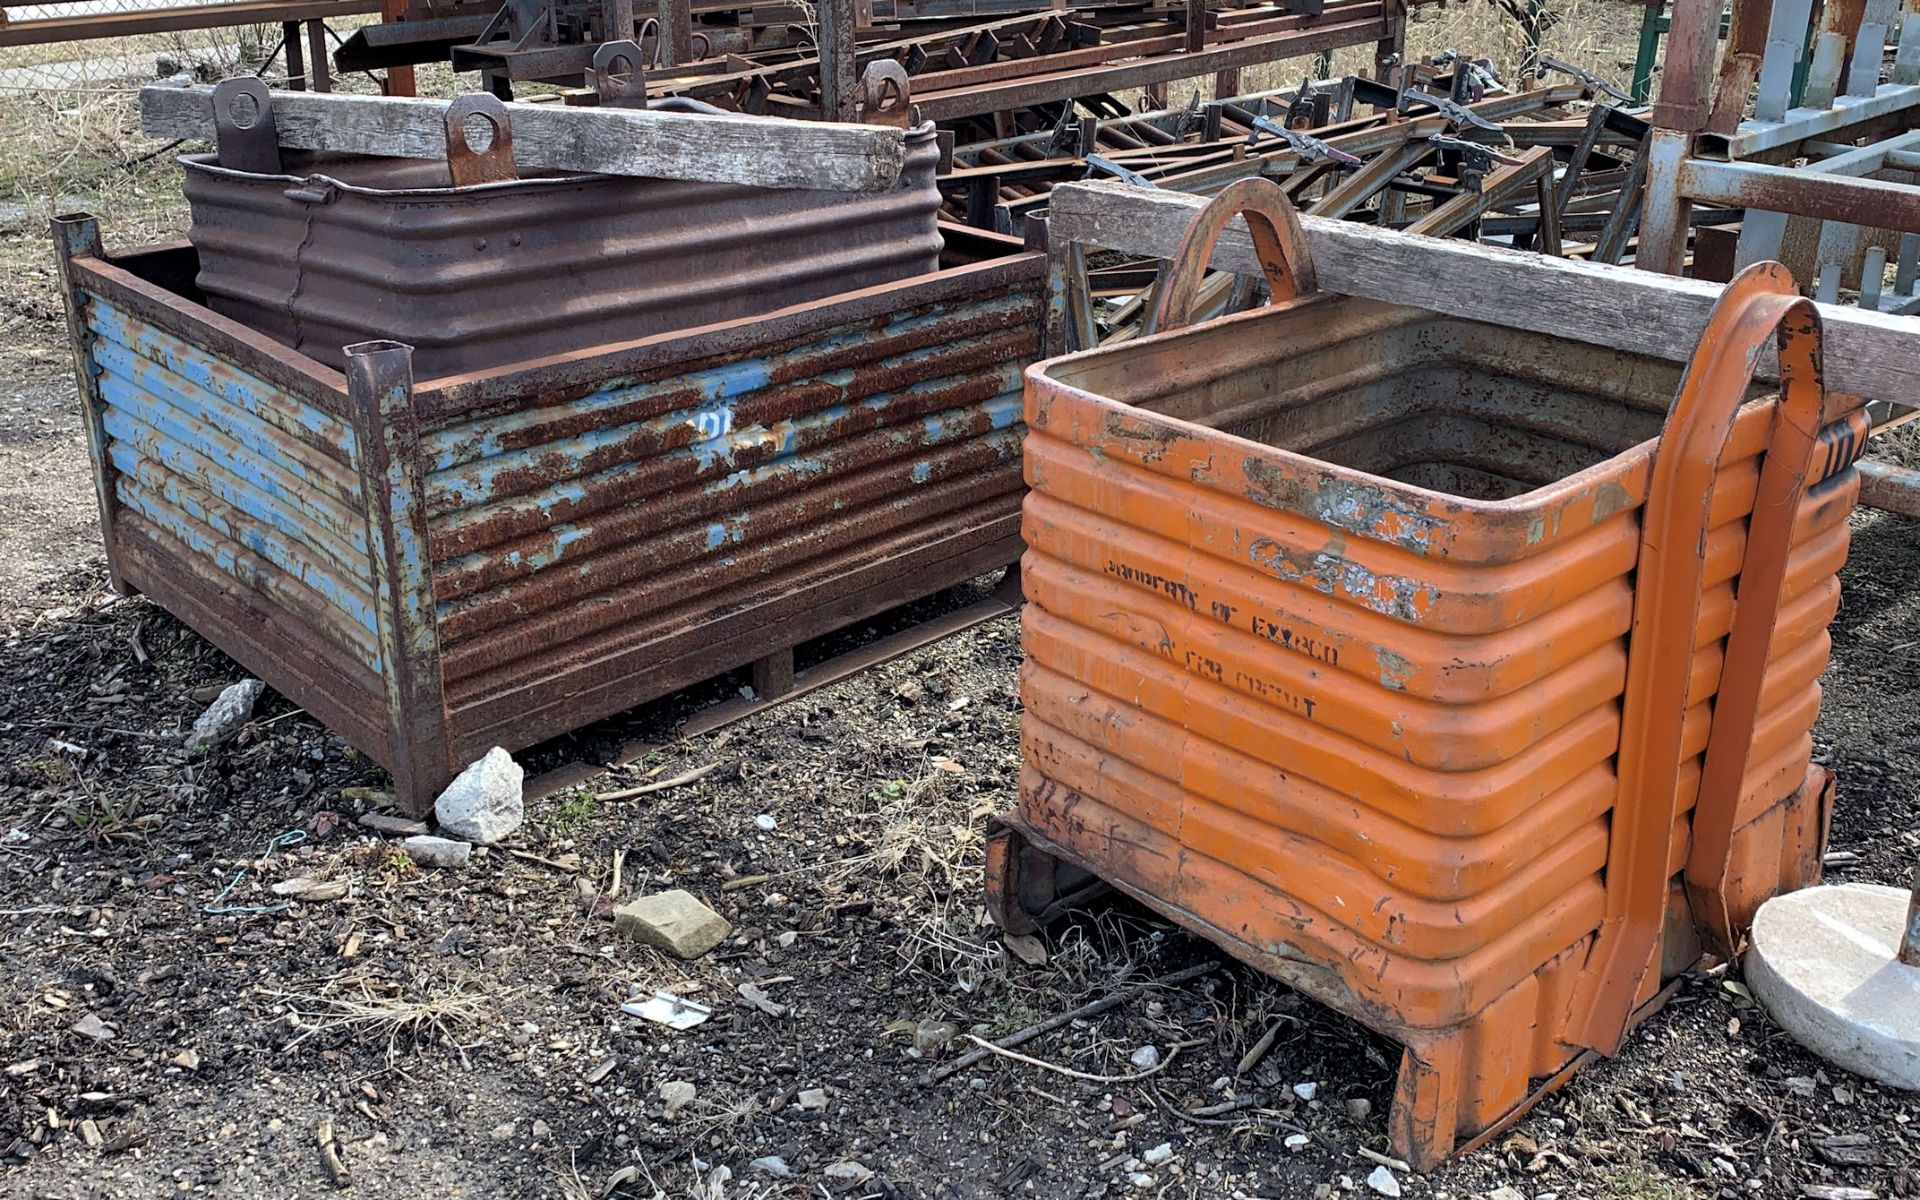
[985,181,1869,1170]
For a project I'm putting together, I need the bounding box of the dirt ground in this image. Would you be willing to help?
[3,18,1919,1196]
[2,361,1919,1200]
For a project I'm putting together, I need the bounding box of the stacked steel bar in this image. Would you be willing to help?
[1634,0,1920,515]
[941,62,1658,344]
[338,0,1410,125]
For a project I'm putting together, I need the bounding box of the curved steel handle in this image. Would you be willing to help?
[1143,176,1318,336]
[444,93,518,187]
[1575,260,1830,1055]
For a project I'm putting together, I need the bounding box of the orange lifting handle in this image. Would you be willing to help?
[1574,261,1829,1055]
[1144,177,1319,335]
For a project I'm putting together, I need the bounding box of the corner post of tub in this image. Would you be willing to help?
[51,213,131,595]
[1036,214,1094,357]
[345,339,451,816]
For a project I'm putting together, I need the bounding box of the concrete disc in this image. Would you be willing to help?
[1745,883,1920,1091]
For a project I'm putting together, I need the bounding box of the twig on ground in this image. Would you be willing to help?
[595,760,727,801]
[1356,1146,1411,1172]
[960,1034,1185,1084]
[927,960,1219,1082]
[1148,1086,1309,1133]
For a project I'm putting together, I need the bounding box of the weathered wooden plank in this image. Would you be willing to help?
[138,82,905,193]
[1045,180,1920,404]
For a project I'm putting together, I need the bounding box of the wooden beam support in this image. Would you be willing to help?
[139,81,905,192]
[1046,180,1920,405]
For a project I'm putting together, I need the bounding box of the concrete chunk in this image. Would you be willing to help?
[614,889,731,959]
[1746,883,1920,1091]
[403,835,472,868]
[434,747,524,844]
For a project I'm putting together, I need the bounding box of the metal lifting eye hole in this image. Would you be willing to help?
[605,54,635,84]
[226,91,261,129]
[460,112,499,154]
[875,80,902,109]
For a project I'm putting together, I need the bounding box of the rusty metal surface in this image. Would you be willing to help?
[421,264,1042,760]
[181,122,944,379]
[1010,183,1864,1171]
[60,219,1044,817]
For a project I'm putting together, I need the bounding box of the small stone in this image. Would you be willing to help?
[186,679,266,751]
[488,1120,515,1142]
[1143,1143,1174,1165]
[1284,1134,1310,1152]
[797,1087,828,1111]
[1130,1045,1160,1070]
[172,1049,200,1070]
[403,835,472,868]
[754,814,777,832]
[0,201,29,234]
[749,1156,791,1176]
[825,1162,874,1184]
[1485,1188,1526,1200]
[659,1081,696,1114]
[70,1013,115,1042]
[1365,1164,1401,1197]
[1293,1081,1319,1101]
[358,812,429,836]
[613,890,731,959]
[434,748,524,844]
[1128,1173,1155,1189]
[530,1119,550,1141]
[914,1019,960,1054]
[1346,1097,1372,1122]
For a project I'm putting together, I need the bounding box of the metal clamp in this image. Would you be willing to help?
[591,39,649,108]
[444,93,518,187]
[855,60,914,129]
[211,77,282,176]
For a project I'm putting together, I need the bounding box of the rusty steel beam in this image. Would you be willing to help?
[1680,158,1920,236]
[915,14,1390,121]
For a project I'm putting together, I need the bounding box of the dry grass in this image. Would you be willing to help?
[266,972,502,1066]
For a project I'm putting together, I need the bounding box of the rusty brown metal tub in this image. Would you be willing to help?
[53,216,1045,811]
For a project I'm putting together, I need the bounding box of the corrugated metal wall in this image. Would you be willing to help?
[421,282,1042,752]
[81,289,380,674]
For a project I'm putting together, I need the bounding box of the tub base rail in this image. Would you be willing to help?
[985,813,1694,1173]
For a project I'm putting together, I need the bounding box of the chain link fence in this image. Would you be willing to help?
[0,0,354,91]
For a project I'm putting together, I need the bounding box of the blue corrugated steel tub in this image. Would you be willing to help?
[52,216,1046,811]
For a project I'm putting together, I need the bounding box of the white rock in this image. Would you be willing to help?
[748,1156,791,1176]
[1347,1097,1372,1122]
[1365,1165,1401,1197]
[614,890,732,959]
[1745,883,1920,1090]
[1130,1045,1161,1070]
[1283,1134,1310,1152]
[186,679,266,751]
[1128,1173,1155,1189]
[1484,1188,1526,1200]
[1293,1081,1319,1101]
[659,1080,697,1113]
[1143,1143,1174,1165]
[402,835,471,868]
[824,1163,874,1184]
[754,814,777,832]
[433,747,524,844]
[797,1087,829,1111]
